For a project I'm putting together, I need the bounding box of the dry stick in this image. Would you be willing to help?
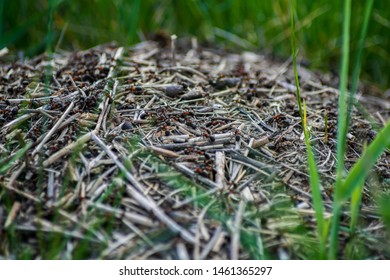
[149,146,179,158]
[200,225,223,259]
[87,201,155,227]
[176,243,190,260]
[43,48,124,166]
[231,136,252,182]
[174,188,220,209]
[43,132,92,167]
[3,113,35,131]
[173,163,220,190]
[156,138,233,151]
[102,79,119,133]
[47,170,55,207]
[122,219,155,247]
[19,108,60,116]
[69,75,87,98]
[231,200,246,260]
[101,234,137,258]
[91,133,144,192]
[7,162,26,188]
[1,183,40,202]
[171,34,177,66]
[160,66,208,80]
[32,101,74,156]
[15,222,99,243]
[215,151,226,189]
[90,133,196,244]
[4,201,21,229]
[33,218,99,242]
[194,198,216,259]
[4,81,103,104]
[57,209,106,243]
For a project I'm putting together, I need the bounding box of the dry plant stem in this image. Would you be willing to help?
[171,34,177,66]
[87,201,155,227]
[90,133,196,244]
[194,198,216,259]
[3,113,35,131]
[200,225,223,259]
[69,75,87,98]
[1,39,388,260]
[90,133,145,193]
[174,163,220,189]
[102,79,119,133]
[215,151,226,189]
[231,200,246,260]
[149,146,179,158]
[43,48,124,166]
[32,101,74,156]
[2,183,40,202]
[43,132,92,167]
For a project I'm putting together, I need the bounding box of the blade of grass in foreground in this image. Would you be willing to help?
[0,143,32,175]
[303,103,328,258]
[345,0,373,134]
[329,0,351,260]
[340,121,390,202]
[290,0,326,258]
[347,0,374,233]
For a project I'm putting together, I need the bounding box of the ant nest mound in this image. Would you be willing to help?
[0,40,389,259]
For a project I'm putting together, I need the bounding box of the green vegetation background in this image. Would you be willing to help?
[1,0,389,90]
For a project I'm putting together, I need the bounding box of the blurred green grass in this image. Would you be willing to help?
[1,0,389,90]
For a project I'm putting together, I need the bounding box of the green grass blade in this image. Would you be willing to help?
[346,0,373,234]
[379,195,390,233]
[329,0,351,260]
[125,0,141,44]
[0,143,32,175]
[335,0,351,182]
[349,179,364,233]
[291,0,326,258]
[345,0,373,134]
[290,0,303,119]
[303,103,327,258]
[340,121,390,202]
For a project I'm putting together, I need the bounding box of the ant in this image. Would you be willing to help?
[180,110,193,117]
[129,85,143,94]
[0,96,10,105]
[234,129,241,141]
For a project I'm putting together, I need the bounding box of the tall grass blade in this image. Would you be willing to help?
[335,0,351,182]
[345,0,373,134]
[349,178,364,232]
[291,0,326,258]
[127,0,141,44]
[290,0,303,119]
[379,195,390,233]
[303,102,327,257]
[329,0,352,260]
[340,121,390,202]
[346,0,373,233]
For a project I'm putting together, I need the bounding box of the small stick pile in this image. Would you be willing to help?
[0,40,389,259]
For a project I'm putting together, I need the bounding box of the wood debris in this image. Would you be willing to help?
[0,40,389,259]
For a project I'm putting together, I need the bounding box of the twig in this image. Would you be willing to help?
[215,151,226,189]
[32,101,74,156]
[231,200,245,260]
